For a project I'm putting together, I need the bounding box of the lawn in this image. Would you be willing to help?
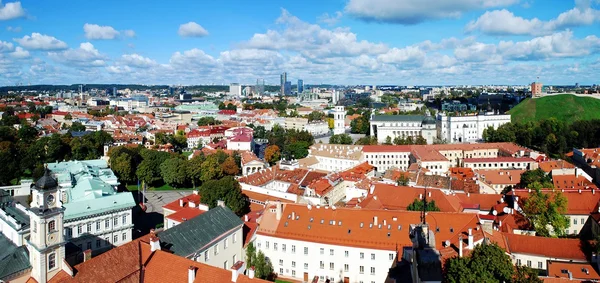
[509,94,600,124]
[181,151,193,158]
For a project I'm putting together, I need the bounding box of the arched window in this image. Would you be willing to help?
[48,253,56,270]
[48,220,56,232]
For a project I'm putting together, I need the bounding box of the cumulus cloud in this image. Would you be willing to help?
[121,54,156,68]
[84,23,120,40]
[0,40,14,52]
[14,33,68,50]
[317,11,343,25]
[170,48,216,67]
[10,46,29,59]
[178,22,209,37]
[466,7,600,35]
[377,46,426,65]
[345,0,519,24]
[0,1,25,20]
[48,42,107,67]
[244,9,388,59]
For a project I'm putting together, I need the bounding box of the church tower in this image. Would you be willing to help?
[333,106,345,135]
[28,168,65,283]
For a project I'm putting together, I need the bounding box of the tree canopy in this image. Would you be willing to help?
[521,186,569,237]
[199,176,249,216]
[518,169,553,189]
[407,198,440,212]
[329,134,353,145]
[160,157,188,188]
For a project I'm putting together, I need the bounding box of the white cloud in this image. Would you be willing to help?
[178,22,209,37]
[498,31,600,60]
[10,46,29,58]
[170,48,216,67]
[48,42,107,67]
[345,0,519,24]
[0,1,25,20]
[106,65,132,74]
[122,30,136,38]
[466,6,600,35]
[318,11,343,25]
[377,46,426,65]
[6,26,21,32]
[84,23,120,40]
[245,9,388,59]
[121,54,156,68]
[14,33,68,50]
[0,40,14,52]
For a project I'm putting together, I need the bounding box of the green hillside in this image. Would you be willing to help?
[508,94,600,124]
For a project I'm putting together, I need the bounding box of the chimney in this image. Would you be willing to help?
[179,199,184,207]
[231,261,246,282]
[149,229,161,252]
[275,201,282,220]
[198,203,209,211]
[188,266,197,283]
[193,190,199,195]
[458,235,463,258]
[428,191,431,198]
[248,266,255,279]
[217,200,226,207]
[83,249,92,262]
[467,228,474,249]
[244,214,249,222]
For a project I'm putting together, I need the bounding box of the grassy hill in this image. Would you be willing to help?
[508,94,600,124]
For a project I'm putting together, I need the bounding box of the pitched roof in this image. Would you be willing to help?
[0,233,31,281]
[546,261,600,281]
[475,169,523,185]
[358,184,463,212]
[166,207,206,223]
[159,206,244,257]
[513,189,600,215]
[504,233,587,260]
[539,160,575,173]
[258,203,480,251]
[163,193,201,212]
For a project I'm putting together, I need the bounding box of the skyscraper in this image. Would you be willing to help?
[297,79,304,93]
[255,79,265,95]
[280,72,287,96]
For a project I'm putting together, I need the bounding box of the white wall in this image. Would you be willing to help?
[256,234,396,283]
[64,209,133,253]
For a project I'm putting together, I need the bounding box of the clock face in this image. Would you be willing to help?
[47,233,57,244]
[47,194,55,205]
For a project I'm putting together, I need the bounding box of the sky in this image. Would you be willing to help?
[0,0,599,86]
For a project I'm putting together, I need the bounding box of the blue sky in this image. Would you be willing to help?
[0,0,599,86]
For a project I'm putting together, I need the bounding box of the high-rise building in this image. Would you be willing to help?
[229,83,242,96]
[255,79,265,95]
[284,81,292,95]
[531,82,543,96]
[297,79,304,93]
[280,72,287,96]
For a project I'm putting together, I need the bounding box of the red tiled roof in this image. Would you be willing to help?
[463,157,535,163]
[505,233,587,260]
[163,193,201,212]
[539,160,575,172]
[362,145,411,153]
[358,184,463,212]
[546,261,600,281]
[166,207,206,223]
[513,189,600,215]
[553,175,597,190]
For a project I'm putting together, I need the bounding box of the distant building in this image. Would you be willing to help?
[369,115,437,144]
[255,79,265,95]
[284,81,292,95]
[229,83,242,96]
[333,106,345,135]
[297,79,304,93]
[436,112,511,143]
[531,82,543,96]
[280,72,287,96]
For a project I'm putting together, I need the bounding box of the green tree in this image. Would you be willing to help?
[407,198,440,211]
[200,155,223,182]
[64,113,72,120]
[354,136,378,145]
[396,174,410,186]
[197,117,221,126]
[329,134,352,145]
[187,154,205,189]
[521,186,569,237]
[518,169,553,189]
[136,149,170,187]
[384,136,392,145]
[199,176,249,215]
[69,122,86,132]
[513,265,543,283]
[307,111,325,122]
[287,141,309,159]
[246,242,256,269]
[254,250,274,280]
[445,243,518,283]
[160,157,188,188]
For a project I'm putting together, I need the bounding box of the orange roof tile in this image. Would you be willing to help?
[513,189,600,215]
[476,169,523,186]
[552,175,597,190]
[546,261,600,281]
[166,207,206,223]
[539,160,575,173]
[358,184,463,212]
[163,193,201,212]
[504,233,587,260]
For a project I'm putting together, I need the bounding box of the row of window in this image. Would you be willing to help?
[65,216,128,238]
[277,260,377,275]
[516,259,543,269]
[203,233,237,261]
[573,218,586,225]
[77,232,127,250]
[468,162,525,168]
[259,241,394,261]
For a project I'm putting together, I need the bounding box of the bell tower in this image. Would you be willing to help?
[28,167,65,283]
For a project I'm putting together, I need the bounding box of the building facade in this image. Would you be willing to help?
[369,115,437,144]
[436,113,511,143]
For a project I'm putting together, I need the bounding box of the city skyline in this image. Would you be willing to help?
[0,0,599,86]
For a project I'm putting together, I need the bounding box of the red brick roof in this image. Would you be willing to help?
[546,261,600,281]
[358,184,463,212]
[504,233,587,260]
[166,207,206,223]
[163,193,201,212]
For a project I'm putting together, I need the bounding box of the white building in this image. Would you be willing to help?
[436,112,511,143]
[369,115,437,144]
[230,83,242,96]
[304,121,329,137]
[362,145,412,172]
[333,106,345,135]
[304,144,363,173]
